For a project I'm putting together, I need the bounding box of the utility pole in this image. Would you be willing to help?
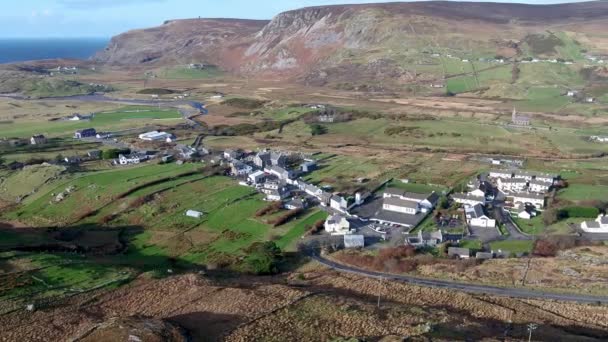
[527,323,538,342]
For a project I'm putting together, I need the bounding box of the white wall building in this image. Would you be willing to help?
[511,192,546,210]
[581,215,608,233]
[138,131,175,142]
[452,193,486,207]
[382,197,420,215]
[325,215,351,235]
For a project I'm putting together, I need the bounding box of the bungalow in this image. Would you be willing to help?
[30,134,47,145]
[511,192,545,210]
[516,203,538,220]
[231,161,253,176]
[452,193,486,207]
[465,204,496,228]
[344,234,365,248]
[74,128,96,139]
[264,188,288,202]
[325,214,351,235]
[118,153,148,165]
[581,215,608,234]
[448,247,471,259]
[301,182,324,198]
[284,198,307,210]
[406,230,443,247]
[248,170,266,185]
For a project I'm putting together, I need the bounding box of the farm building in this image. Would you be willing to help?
[74,128,96,139]
[138,131,176,142]
[30,134,47,145]
[185,210,204,219]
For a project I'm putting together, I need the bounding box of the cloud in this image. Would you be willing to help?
[58,0,167,10]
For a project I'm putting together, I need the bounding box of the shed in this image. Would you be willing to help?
[344,235,364,249]
[475,252,494,260]
[185,210,204,219]
[448,247,471,259]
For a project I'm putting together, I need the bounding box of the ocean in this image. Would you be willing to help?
[0,38,109,64]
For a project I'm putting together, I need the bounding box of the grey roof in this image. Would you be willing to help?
[344,235,365,248]
[529,179,553,186]
[384,188,405,196]
[448,247,470,256]
[327,214,346,224]
[453,193,485,201]
[600,216,608,225]
[501,178,527,184]
[465,203,485,219]
[476,252,494,259]
[512,192,545,200]
[584,221,601,229]
[372,210,426,227]
[384,197,419,209]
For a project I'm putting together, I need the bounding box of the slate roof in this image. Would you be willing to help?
[383,197,419,209]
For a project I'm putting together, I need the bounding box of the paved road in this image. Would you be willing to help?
[494,207,532,241]
[310,253,608,304]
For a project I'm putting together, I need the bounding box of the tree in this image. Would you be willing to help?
[309,124,328,136]
[244,241,283,275]
[102,148,130,160]
[542,208,558,226]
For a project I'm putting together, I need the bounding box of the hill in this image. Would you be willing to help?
[92,1,608,89]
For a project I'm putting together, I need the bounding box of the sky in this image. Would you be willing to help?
[0,0,596,38]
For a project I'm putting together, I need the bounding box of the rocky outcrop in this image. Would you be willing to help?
[93,1,608,83]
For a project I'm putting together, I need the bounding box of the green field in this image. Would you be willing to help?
[446,75,479,93]
[558,184,608,202]
[384,180,448,194]
[0,106,182,138]
[489,240,534,254]
[162,66,223,79]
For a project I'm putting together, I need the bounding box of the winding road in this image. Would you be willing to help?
[310,253,608,304]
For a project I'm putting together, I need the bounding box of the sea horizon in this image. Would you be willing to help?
[0,37,109,64]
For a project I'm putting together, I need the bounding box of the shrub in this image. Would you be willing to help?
[310,124,328,136]
[559,206,600,219]
[243,241,282,275]
[255,202,283,217]
[271,209,303,227]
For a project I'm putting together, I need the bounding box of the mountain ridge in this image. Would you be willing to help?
[93,1,608,90]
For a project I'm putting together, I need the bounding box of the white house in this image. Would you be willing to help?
[469,188,486,198]
[266,165,293,181]
[489,170,514,179]
[465,204,496,228]
[581,215,608,233]
[382,197,420,215]
[185,210,203,219]
[231,161,253,176]
[497,178,528,193]
[383,188,438,212]
[330,196,349,213]
[406,230,443,247]
[344,234,364,248]
[452,193,486,207]
[118,153,148,165]
[248,170,266,185]
[517,204,537,220]
[528,179,552,194]
[511,192,545,210]
[325,215,351,235]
